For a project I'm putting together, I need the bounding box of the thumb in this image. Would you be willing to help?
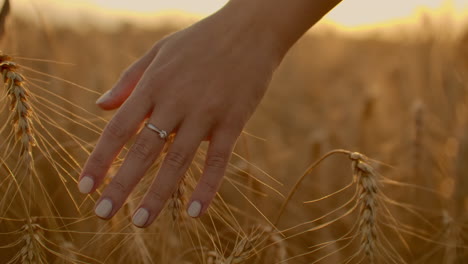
[96,46,159,110]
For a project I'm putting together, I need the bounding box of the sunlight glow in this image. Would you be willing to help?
[329,0,466,27]
[85,0,467,27]
[11,0,468,31]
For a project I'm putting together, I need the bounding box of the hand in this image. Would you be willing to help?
[77,4,282,227]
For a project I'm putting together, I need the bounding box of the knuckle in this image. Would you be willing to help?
[206,151,229,170]
[109,178,128,194]
[129,140,153,162]
[201,101,222,116]
[200,177,219,194]
[119,68,133,81]
[87,154,107,172]
[227,120,244,133]
[104,118,127,140]
[218,119,244,136]
[165,151,188,169]
[146,188,166,203]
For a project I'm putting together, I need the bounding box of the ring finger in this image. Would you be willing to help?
[94,109,180,219]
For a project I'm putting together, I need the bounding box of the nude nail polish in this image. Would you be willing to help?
[132,208,149,227]
[96,90,111,104]
[78,176,94,194]
[95,199,113,218]
[187,201,202,218]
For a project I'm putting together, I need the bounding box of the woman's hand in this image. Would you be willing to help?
[77,2,282,227]
[78,0,342,227]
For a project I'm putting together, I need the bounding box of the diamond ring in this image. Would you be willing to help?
[145,122,168,140]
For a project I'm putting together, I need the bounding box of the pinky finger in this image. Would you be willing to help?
[187,128,239,218]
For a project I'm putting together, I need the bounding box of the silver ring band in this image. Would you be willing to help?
[145,122,168,140]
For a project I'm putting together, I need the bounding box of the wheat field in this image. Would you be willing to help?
[0,2,467,263]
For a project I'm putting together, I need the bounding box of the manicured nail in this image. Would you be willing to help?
[187,201,202,218]
[132,208,149,227]
[78,176,94,194]
[96,90,111,104]
[95,199,113,218]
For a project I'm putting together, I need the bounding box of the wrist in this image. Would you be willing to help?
[208,0,289,68]
[219,0,343,60]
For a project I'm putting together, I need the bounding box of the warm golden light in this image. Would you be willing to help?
[87,0,468,27]
[12,0,468,31]
[328,0,466,26]
[91,0,224,14]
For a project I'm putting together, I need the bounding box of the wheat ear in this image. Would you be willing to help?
[226,231,263,264]
[274,150,380,262]
[20,218,44,264]
[168,174,187,222]
[206,229,263,264]
[350,152,378,263]
[0,54,36,165]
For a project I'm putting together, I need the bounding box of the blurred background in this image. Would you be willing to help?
[1,0,468,262]
[4,0,468,228]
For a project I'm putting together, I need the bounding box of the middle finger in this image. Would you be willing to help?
[132,118,209,227]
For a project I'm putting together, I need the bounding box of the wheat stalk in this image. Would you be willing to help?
[206,229,264,264]
[58,241,77,263]
[168,174,187,222]
[274,150,382,262]
[411,100,425,181]
[260,225,287,263]
[0,53,36,166]
[350,152,378,263]
[20,218,44,264]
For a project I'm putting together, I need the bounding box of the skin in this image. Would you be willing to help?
[79,0,343,227]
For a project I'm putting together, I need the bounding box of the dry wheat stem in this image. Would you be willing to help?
[254,225,287,264]
[441,211,465,263]
[274,149,354,226]
[411,100,424,180]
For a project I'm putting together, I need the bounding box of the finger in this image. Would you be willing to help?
[78,94,151,194]
[132,120,208,227]
[94,112,180,219]
[96,45,160,110]
[187,127,240,218]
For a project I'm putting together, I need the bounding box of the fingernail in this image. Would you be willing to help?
[96,90,111,104]
[78,176,94,194]
[132,208,149,227]
[187,201,202,218]
[95,199,113,218]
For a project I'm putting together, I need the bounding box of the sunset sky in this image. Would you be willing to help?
[12,0,468,29]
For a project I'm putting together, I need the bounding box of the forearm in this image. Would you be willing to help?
[220,0,343,60]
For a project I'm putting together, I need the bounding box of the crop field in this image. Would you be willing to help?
[0,2,467,263]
